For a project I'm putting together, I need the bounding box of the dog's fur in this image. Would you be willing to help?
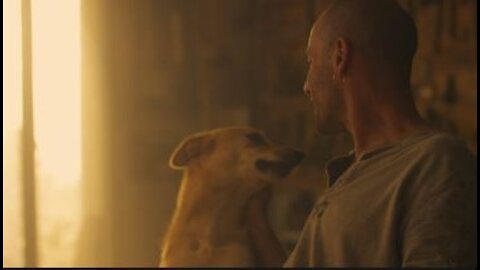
[159,127,304,267]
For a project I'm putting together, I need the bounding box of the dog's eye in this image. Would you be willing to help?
[246,133,267,146]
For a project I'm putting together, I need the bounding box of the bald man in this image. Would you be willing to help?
[246,0,476,267]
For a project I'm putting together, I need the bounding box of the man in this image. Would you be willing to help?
[246,0,477,267]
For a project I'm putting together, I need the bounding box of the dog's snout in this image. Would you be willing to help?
[279,149,304,165]
[255,149,304,179]
[291,149,305,164]
[292,149,305,163]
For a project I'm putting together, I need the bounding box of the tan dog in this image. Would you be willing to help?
[159,127,304,267]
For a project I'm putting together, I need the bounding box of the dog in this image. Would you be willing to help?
[159,126,304,267]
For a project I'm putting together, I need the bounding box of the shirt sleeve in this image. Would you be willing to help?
[401,154,477,267]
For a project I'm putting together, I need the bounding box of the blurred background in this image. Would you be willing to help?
[3,0,477,267]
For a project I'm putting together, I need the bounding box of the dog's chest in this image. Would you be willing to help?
[163,238,255,267]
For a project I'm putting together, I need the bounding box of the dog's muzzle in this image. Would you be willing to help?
[255,149,304,178]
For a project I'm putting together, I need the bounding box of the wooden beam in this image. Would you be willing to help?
[21,0,38,267]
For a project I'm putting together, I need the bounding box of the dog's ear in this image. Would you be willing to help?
[169,133,215,169]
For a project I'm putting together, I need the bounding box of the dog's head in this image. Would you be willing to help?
[169,127,304,190]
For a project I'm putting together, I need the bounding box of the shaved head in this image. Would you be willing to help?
[304,0,433,156]
[313,0,417,81]
[304,0,420,134]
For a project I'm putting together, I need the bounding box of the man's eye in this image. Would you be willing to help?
[246,133,267,146]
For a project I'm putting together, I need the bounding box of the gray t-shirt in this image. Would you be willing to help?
[284,132,477,267]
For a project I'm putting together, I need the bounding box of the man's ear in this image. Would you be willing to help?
[332,38,350,80]
[169,133,215,170]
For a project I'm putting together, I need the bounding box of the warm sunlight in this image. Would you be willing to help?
[32,0,81,185]
[31,0,82,266]
[3,0,24,265]
[3,0,23,133]
[3,0,82,266]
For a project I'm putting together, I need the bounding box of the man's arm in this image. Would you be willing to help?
[246,187,287,267]
[402,167,477,267]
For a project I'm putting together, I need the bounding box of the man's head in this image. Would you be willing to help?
[304,0,418,133]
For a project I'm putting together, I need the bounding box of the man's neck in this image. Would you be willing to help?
[345,94,435,162]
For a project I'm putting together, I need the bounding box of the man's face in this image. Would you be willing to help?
[304,23,345,134]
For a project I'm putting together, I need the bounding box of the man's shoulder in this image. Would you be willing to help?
[399,132,476,197]
[412,132,473,158]
[404,131,476,175]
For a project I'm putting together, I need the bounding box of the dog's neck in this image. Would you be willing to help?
[170,169,251,242]
[161,168,257,266]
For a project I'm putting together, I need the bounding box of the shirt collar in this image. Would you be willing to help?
[325,131,438,187]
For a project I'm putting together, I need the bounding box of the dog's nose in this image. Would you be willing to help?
[291,149,305,164]
[280,149,304,165]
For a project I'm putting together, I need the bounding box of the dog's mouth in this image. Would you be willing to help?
[255,151,304,179]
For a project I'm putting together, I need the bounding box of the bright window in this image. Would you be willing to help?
[3,0,82,267]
